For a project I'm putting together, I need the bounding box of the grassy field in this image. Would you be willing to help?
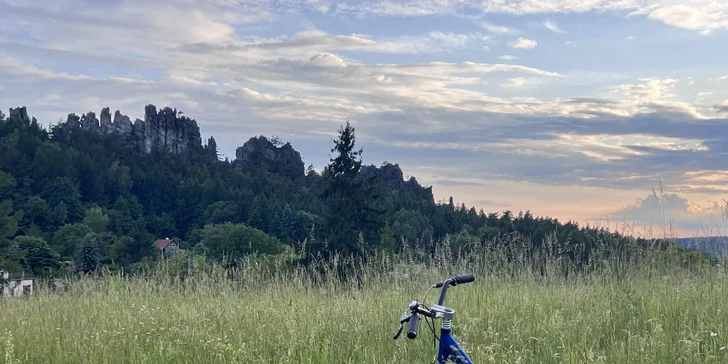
[2,242,728,363]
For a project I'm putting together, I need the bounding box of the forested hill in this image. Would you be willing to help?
[0,105,701,276]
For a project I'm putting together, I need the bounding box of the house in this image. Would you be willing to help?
[1,270,34,297]
[156,238,181,255]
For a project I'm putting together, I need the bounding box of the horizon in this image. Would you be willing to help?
[2,0,728,239]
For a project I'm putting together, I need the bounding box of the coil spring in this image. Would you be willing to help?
[442,319,452,330]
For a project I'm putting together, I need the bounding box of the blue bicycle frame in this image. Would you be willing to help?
[437,329,472,364]
[437,330,473,364]
[394,273,475,363]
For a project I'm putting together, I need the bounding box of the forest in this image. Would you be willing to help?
[0,105,705,277]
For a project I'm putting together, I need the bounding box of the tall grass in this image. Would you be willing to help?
[1,234,727,363]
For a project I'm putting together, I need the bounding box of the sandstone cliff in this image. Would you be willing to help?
[235,136,305,179]
[360,163,434,203]
[60,104,202,153]
[8,106,35,124]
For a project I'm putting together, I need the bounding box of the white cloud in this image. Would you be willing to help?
[502,77,528,87]
[633,3,728,35]
[480,21,520,34]
[0,57,91,81]
[332,0,728,34]
[607,190,727,236]
[715,100,728,114]
[308,52,347,67]
[610,77,678,100]
[498,55,517,61]
[543,20,566,33]
[508,37,537,49]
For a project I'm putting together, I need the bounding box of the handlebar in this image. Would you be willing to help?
[433,273,476,288]
[407,311,420,339]
[435,273,476,306]
[453,273,475,284]
[393,273,475,340]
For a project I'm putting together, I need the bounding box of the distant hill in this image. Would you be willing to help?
[672,237,728,258]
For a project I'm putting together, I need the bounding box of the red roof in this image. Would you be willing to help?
[156,239,174,250]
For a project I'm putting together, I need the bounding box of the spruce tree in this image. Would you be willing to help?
[77,233,101,274]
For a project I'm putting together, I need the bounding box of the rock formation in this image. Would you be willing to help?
[235,136,305,179]
[59,104,202,153]
[360,163,434,203]
[7,106,34,124]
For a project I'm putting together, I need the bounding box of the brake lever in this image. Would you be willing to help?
[393,324,404,339]
[394,311,412,339]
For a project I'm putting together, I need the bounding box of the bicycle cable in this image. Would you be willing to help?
[421,284,441,351]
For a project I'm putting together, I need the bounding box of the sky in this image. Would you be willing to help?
[1,0,728,238]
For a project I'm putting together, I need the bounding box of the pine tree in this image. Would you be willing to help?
[76,233,101,274]
[11,236,60,276]
[278,203,297,241]
[247,196,266,231]
[322,121,384,254]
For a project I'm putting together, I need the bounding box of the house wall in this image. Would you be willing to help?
[164,243,181,254]
[2,279,33,297]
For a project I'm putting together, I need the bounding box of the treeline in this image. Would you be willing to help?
[0,107,701,277]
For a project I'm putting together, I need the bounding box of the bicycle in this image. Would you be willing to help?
[393,273,476,363]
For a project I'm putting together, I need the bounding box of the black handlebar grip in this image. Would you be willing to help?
[406,312,420,339]
[453,273,475,285]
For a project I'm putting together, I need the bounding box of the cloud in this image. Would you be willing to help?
[633,3,728,35]
[309,52,347,67]
[0,57,91,81]
[498,55,518,61]
[433,179,485,186]
[605,190,727,235]
[472,199,499,205]
[480,21,520,34]
[502,77,528,87]
[714,101,728,114]
[508,37,537,49]
[610,77,678,100]
[543,20,566,33]
[332,0,728,34]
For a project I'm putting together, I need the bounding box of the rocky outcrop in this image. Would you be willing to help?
[59,104,202,153]
[100,107,112,134]
[360,163,434,203]
[8,106,32,123]
[139,105,202,154]
[235,136,305,179]
[112,110,133,135]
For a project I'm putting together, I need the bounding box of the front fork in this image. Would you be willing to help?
[435,328,472,364]
[430,305,472,364]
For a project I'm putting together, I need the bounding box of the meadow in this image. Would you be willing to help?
[2,237,728,364]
